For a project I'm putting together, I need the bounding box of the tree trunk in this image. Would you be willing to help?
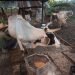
[1,8,7,21]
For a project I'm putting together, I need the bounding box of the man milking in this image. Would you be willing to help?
[0,31,17,53]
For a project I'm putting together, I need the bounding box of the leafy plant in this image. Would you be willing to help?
[47,0,72,15]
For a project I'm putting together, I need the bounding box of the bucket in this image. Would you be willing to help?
[24,54,50,75]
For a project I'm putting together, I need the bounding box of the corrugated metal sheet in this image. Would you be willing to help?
[17,1,42,8]
[0,1,48,8]
[0,1,17,8]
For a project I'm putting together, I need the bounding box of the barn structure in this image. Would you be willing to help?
[0,1,75,75]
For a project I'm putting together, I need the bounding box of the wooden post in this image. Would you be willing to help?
[11,8,12,15]
[1,8,7,21]
[18,8,23,18]
[42,1,44,24]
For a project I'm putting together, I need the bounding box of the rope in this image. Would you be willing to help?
[55,33,75,48]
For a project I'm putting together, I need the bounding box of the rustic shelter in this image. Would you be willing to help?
[0,0,48,24]
[0,1,75,75]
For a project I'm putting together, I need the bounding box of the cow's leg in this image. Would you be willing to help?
[17,39,26,58]
[17,39,24,51]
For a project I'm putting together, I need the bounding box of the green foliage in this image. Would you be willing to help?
[47,0,72,15]
[52,2,72,10]
[0,18,7,25]
[53,3,71,7]
[48,0,57,7]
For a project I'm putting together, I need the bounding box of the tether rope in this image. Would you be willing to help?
[55,33,75,48]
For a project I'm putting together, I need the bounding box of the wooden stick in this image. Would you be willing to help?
[55,33,75,48]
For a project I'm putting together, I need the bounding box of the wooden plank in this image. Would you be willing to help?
[47,52,73,75]
[28,45,72,75]
[9,49,26,75]
[30,46,48,54]
[47,44,72,52]
[63,51,75,63]
[0,52,13,75]
[46,60,62,75]
[47,55,62,75]
[26,47,62,75]
[9,49,24,65]
[12,64,20,75]
[30,44,71,55]
[8,45,72,75]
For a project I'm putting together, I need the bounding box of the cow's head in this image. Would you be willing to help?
[51,10,73,27]
[58,10,73,20]
[34,22,61,48]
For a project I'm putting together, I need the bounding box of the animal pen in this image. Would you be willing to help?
[0,0,75,75]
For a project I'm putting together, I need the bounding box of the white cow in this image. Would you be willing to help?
[57,10,73,26]
[8,15,60,51]
[51,10,73,27]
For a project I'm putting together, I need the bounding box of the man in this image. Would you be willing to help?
[0,31,17,52]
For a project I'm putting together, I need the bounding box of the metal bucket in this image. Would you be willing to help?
[24,54,50,75]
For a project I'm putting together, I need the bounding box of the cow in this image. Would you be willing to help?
[45,10,73,28]
[0,23,16,52]
[51,10,73,27]
[0,31,17,53]
[8,15,61,51]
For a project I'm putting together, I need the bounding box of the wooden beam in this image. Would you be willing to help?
[47,52,73,75]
